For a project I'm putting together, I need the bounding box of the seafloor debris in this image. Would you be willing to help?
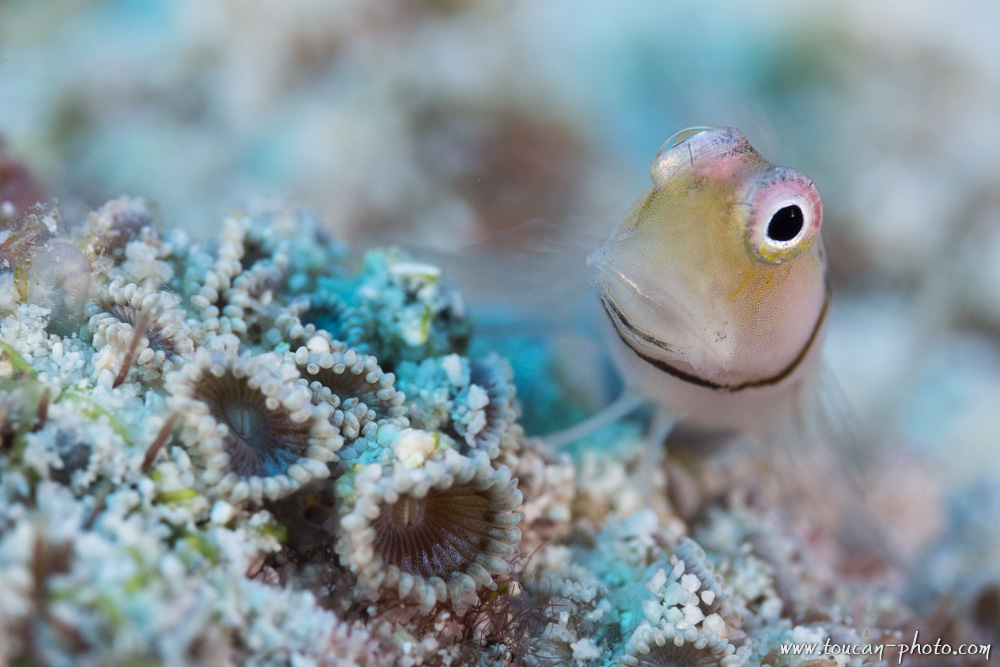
[1,198,913,665]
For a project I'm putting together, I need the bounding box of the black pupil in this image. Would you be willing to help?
[767,205,804,242]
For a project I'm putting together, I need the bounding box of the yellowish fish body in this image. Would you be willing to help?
[588,127,828,436]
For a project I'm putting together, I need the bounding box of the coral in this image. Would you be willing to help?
[0,194,912,665]
[21,400,130,494]
[673,538,735,622]
[334,446,523,612]
[461,355,520,456]
[345,248,472,367]
[184,216,261,338]
[86,279,194,385]
[618,620,748,667]
[288,344,408,445]
[73,198,182,294]
[275,288,372,350]
[265,478,339,556]
[234,202,342,293]
[496,435,575,551]
[165,347,342,504]
[396,352,520,459]
[75,196,153,266]
[0,478,344,666]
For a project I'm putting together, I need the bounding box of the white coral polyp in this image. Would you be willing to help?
[166,347,342,504]
[335,449,523,613]
[87,279,194,383]
[618,620,748,667]
[289,345,408,444]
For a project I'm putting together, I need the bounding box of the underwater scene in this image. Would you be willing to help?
[1,1,999,665]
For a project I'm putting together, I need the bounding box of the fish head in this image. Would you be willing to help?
[588,126,827,387]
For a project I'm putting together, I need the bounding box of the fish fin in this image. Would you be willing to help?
[403,215,609,328]
[542,390,646,450]
[765,361,900,577]
[396,216,621,437]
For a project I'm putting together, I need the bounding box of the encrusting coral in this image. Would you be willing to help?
[618,620,747,667]
[0,194,911,665]
[185,216,263,338]
[276,289,372,351]
[346,248,473,367]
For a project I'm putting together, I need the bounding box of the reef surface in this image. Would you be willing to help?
[4,191,979,667]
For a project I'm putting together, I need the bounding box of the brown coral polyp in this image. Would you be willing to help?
[619,622,746,667]
[195,369,301,477]
[336,450,524,611]
[372,482,521,580]
[166,348,342,503]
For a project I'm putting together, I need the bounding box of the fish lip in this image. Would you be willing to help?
[590,265,732,372]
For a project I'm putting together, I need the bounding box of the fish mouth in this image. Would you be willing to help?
[596,271,830,393]
[591,267,736,375]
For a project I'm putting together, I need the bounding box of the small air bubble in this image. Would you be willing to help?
[650,126,718,185]
[654,126,716,161]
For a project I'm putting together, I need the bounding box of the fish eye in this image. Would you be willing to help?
[767,205,804,242]
[743,168,822,265]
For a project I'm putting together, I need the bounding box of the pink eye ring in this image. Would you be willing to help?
[742,167,822,265]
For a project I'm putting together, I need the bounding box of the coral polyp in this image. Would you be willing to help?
[275,291,371,350]
[371,469,521,579]
[87,279,194,384]
[619,621,747,667]
[396,353,522,460]
[461,355,520,456]
[166,347,342,503]
[76,196,153,265]
[335,447,523,611]
[349,249,473,366]
[290,344,408,443]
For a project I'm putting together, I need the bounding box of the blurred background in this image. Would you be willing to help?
[2,0,999,628]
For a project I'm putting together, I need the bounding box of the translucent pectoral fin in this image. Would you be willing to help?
[410,214,607,327]
[766,362,901,577]
[542,390,646,450]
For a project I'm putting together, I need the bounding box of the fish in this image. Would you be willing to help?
[578,127,895,573]
[435,124,889,570]
[585,126,828,439]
